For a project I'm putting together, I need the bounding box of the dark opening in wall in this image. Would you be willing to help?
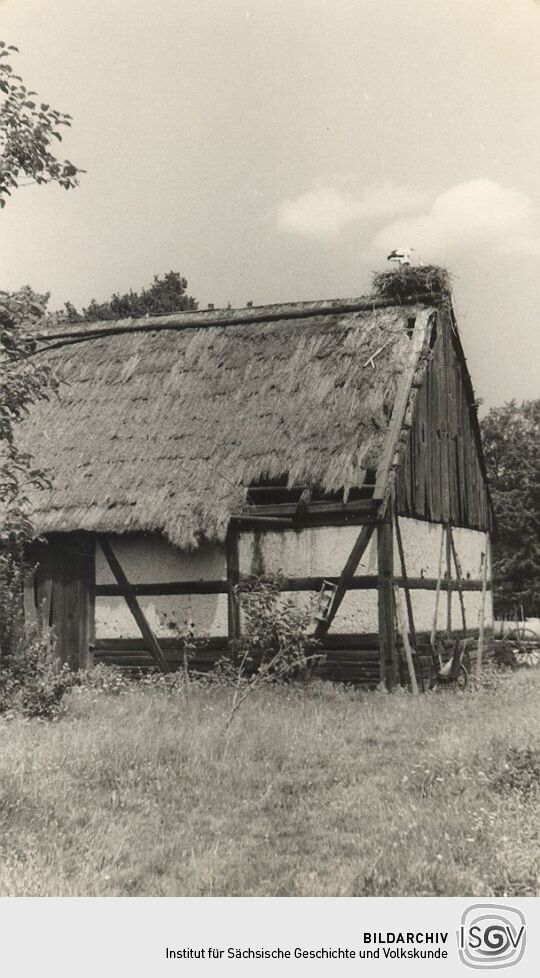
[245,470,376,506]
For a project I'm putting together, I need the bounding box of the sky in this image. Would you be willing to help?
[1,0,540,409]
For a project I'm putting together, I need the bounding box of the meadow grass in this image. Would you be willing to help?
[0,669,538,896]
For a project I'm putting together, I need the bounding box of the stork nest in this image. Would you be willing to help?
[372,264,452,301]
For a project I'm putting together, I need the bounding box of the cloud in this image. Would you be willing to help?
[276,183,424,239]
[371,179,539,260]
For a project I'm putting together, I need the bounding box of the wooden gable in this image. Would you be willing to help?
[396,309,492,531]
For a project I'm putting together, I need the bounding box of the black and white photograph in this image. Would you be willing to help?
[0,0,538,973]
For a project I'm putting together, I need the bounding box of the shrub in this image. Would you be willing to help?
[236,577,321,681]
[0,540,75,719]
[83,663,131,696]
[0,626,76,719]
[489,746,540,798]
[0,542,26,663]
[224,577,322,729]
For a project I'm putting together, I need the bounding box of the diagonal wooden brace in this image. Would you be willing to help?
[98,535,170,673]
[314,523,375,639]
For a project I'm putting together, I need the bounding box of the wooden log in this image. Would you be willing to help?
[98,536,170,673]
[313,523,376,639]
[393,585,419,694]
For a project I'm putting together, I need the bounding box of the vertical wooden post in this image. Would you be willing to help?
[393,585,419,694]
[430,525,446,666]
[378,512,397,689]
[448,527,467,633]
[53,537,78,668]
[394,509,417,651]
[446,524,452,638]
[476,532,490,680]
[23,569,38,628]
[226,524,241,663]
[78,535,95,670]
[32,539,53,632]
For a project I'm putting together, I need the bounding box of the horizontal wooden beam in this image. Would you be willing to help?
[95,575,491,598]
[234,513,379,530]
[245,499,378,517]
[321,633,380,650]
[94,636,228,652]
[230,517,295,529]
[245,486,376,500]
[96,580,229,596]
[93,633,382,653]
[395,577,491,592]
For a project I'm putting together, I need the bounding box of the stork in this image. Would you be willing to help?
[387,246,414,266]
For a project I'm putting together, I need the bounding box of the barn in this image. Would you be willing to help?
[19,270,494,688]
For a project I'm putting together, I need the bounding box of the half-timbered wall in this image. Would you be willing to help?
[396,311,491,530]
[95,535,228,638]
[394,517,493,631]
[238,525,379,633]
[29,519,493,681]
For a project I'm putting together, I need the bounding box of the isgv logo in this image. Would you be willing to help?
[457,904,526,970]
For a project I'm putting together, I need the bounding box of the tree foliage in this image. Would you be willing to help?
[0,42,81,205]
[0,288,55,542]
[63,271,197,323]
[481,400,540,618]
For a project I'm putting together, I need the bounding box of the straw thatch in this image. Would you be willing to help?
[19,296,438,548]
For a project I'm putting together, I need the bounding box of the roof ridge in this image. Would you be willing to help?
[36,291,443,347]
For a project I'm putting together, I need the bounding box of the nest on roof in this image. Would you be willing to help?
[372,264,451,302]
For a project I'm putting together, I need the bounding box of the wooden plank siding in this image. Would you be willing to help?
[396,310,491,530]
[28,533,95,669]
[92,635,384,686]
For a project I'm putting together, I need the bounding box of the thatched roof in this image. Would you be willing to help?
[20,294,441,548]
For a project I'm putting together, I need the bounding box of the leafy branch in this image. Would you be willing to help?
[0,41,82,207]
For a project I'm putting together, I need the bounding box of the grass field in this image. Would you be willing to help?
[0,668,538,896]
